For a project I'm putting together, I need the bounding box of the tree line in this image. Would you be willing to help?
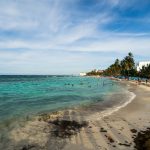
[87,52,150,79]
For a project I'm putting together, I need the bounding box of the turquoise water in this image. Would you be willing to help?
[0,75,124,126]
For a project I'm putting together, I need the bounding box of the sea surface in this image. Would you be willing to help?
[0,75,131,136]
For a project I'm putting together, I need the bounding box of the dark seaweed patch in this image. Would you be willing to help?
[134,128,150,150]
[49,119,88,138]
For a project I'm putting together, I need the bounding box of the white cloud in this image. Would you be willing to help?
[0,49,115,74]
[0,0,150,74]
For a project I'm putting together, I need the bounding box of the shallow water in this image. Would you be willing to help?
[0,75,125,123]
[0,75,133,149]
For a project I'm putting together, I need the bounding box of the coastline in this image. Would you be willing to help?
[63,80,150,150]
[1,80,150,150]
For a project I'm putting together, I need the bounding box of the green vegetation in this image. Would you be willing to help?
[86,69,103,76]
[103,52,137,77]
[87,52,150,79]
[139,64,150,78]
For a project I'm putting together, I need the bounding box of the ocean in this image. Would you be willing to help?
[0,75,124,122]
[0,75,134,148]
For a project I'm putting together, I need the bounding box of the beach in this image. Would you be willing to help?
[2,80,149,150]
[62,81,150,150]
[0,0,149,149]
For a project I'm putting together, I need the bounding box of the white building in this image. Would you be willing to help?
[79,72,86,76]
[136,61,150,71]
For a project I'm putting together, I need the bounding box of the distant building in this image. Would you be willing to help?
[136,61,150,71]
[79,72,86,76]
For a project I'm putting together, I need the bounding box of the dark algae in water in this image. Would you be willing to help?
[134,128,150,150]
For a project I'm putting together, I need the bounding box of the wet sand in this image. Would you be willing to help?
[2,81,150,150]
[64,81,150,150]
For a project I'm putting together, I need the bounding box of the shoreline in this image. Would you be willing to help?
[86,91,136,121]
[63,80,150,150]
[1,80,150,150]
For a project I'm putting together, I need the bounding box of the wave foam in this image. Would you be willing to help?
[87,91,136,121]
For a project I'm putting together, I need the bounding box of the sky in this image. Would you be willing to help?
[0,0,150,75]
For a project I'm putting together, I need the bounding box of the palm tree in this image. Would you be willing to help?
[140,64,150,78]
[102,52,136,77]
[114,59,121,76]
[120,59,128,77]
[127,52,135,70]
[120,52,135,77]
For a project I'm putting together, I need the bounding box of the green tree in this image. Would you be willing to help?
[120,52,135,77]
[139,64,150,78]
[88,52,137,77]
[103,58,121,76]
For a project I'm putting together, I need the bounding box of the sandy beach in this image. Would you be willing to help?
[62,81,150,150]
[4,81,150,150]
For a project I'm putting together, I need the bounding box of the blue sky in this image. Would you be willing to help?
[0,0,150,74]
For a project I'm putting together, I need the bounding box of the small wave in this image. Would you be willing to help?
[87,91,136,120]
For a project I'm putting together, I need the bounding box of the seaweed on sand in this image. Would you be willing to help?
[49,119,88,138]
[134,128,150,150]
[21,144,35,150]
